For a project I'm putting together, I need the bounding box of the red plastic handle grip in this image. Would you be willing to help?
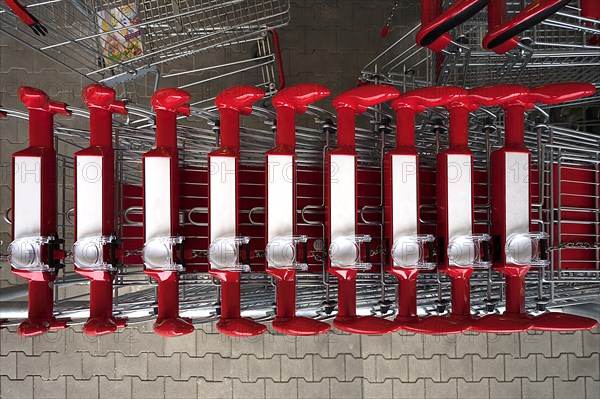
[216,85,265,115]
[151,88,191,149]
[417,0,490,51]
[469,84,531,107]
[83,84,127,148]
[333,85,399,148]
[333,85,399,113]
[83,84,127,114]
[18,86,70,115]
[151,88,191,116]
[215,85,265,150]
[529,82,596,105]
[272,83,330,147]
[18,86,70,148]
[483,0,570,50]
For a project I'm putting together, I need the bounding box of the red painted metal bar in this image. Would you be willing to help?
[208,85,267,337]
[10,87,70,337]
[74,84,127,336]
[328,85,400,335]
[417,0,490,52]
[266,84,331,336]
[580,0,600,20]
[142,88,193,337]
[2,0,47,35]
[483,0,571,51]
[468,82,597,333]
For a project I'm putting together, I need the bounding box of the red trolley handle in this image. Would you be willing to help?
[3,0,47,35]
[483,0,571,51]
[215,85,265,151]
[19,86,70,148]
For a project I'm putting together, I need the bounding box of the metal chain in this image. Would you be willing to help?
[384,1,401,28]
[546,242,600,252]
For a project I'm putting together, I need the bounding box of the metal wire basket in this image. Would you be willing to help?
[0,0,290,100]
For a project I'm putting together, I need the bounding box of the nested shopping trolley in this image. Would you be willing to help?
[0,0,289,103]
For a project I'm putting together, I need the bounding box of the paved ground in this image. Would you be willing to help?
[1,0,599,398]
[1,324,599,398]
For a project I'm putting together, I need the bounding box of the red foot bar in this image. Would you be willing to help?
[8,87,70,337]
[266,84,332,336]
[208,86,268,337]
[328,85,400,335]
[74,84,128,336]
[142,88,194,337]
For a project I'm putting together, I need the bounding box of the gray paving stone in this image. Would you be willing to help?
[313,355,345,381]
[198,377,233,399]
[568,353,599,381]
[473,355,504,382]
[456,333,488,358]
[296,334,330,358]
[551,331,584,357]
[298,378,329,399]
[375,355,408,382]
[585,376,599,399]
[66,376,99,399]
[64,329,100,355]
[213,354,249,382]
[33,376,67,399]
[0,375,33,398]
[232,378,265,399]
[520,331,551,357]
[361,334,392,358]
[487,333,520,357]
[457,378,490,399]
[425,378,458,399]
[329,333,360,358]
[504,354,536,382]
[17,352,50,379]
[231,335,265,359]
[392,332,425,358]
[521,378,553,399]
[583,330,600,357]
[423,334,458,358]
[329,379,362,399]
[265,378,299,399]
[1,329,33,355]
[392,378,425,399]
[281,355,312,382]
[408,355,441,382]
[180,353,212,381]
[131,376,164,399]
[264,333,297,358]
[114,352,148,380]
[163,332,197,356]
[536,354,568,381]
[363,379,393,399]
[0,353,17,379]
[81,352,116,379]
[32,331,66,355]
[344,354,375,382]
[553,377,585,399]
[147,353,181,380]
[129,332,165,357]
[98,376,133,399]
[441,355,473,382]
[97,331,133,356]
[197,331,232,357]
[249,355,281,382]
[49,351,83,379]
[164,376,198,398]
[489,379,521,399]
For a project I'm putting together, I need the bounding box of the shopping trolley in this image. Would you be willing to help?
[0,0,289,102]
